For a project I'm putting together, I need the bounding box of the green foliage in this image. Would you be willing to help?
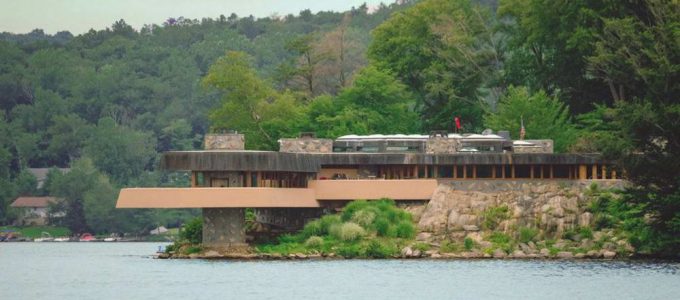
[256,199,416,258]
[440,240,460,253]
[395,221,416,239]
[518,227,539,243]
[463,237,474,251]
[364,239,399,258]
[412,242,431,252]
[0,226,70,239]
[304,236,324,249]
[184,246,203,255]
[337,222,366,242]
[481,205,510,230]
[483,86,578,152]
[370,0,498,131]
[180,217,203,245]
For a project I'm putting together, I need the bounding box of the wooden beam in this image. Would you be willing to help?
[491,165,496,179]
[579,165,587,180]
[463,165,467,179]
[550,165,554,179]
[501,166,506,179]
[191,171,197,187]
[511,165,516,179]
[472,165,477,179]
[602,165,607,180]
[611,169,617,179]
[592,164,598,180]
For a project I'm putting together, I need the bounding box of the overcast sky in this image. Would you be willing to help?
[1,0,385,34]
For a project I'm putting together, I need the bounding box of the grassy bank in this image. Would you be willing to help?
[0,226,71,238]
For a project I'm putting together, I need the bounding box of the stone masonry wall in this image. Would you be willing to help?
[418,180,624,240]
[202,208,246,247]
[204,133,245,150]
[279,138,333,153]
[426,137,459,154]
[514,139,554,153]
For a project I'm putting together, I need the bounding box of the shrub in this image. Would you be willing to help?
[464,237,474,251]
[351,210,376,227]
[488,232,511,244]
[395,221,415,239]
[337,244,362,258]
[338,222,365,242]
[364,240,399,258]
[180,217,203,244]
[300,220,323,240]
[305,236,324,249]
[184,246,202,254]
[481,205,510,230]
[319,215,342,233]
[374,217,391,236]
[519,227,539,243]
[440,240,459,253]
[579,226,594,239]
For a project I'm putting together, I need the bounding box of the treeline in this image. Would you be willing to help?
[0,2,414,233]
[0,0,678,254]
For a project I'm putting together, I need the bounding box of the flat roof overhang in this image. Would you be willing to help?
[161,151,605,172]
[116,180,438,208]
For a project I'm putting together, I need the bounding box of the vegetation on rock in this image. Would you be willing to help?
[257,199,416,258]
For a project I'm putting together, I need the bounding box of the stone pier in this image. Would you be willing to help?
[202,208,246,247]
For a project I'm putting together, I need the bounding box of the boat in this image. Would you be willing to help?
[79,233,96,242]
[34,232,54,242]
[103,237,119,242]
[54,237,70,242]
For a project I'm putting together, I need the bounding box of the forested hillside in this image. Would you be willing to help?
[1,0,677,254]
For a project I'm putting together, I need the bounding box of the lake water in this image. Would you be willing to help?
[1,243,678,300]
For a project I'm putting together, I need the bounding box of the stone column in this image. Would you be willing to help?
[202,208,246,247]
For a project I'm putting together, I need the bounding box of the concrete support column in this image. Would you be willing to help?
[592,164,598,180]
[202,208,246,247]
[579,165,588,180]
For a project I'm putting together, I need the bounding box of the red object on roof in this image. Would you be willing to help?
[10,197,58,208]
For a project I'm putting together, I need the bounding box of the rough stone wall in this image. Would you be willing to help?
[426,138,459,154]
[202,208,246,246]
[417,180,623,241]
[204,134,245,150]
[254,208,325,230]
[513,139,553,153]
[279,138,333,153]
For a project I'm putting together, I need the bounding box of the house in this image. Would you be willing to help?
[10,196,59,226]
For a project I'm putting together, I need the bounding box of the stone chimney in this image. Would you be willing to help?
[279,132,332,153]
[204,131,245,150]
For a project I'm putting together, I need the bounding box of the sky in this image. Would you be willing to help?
[0,0,385,34]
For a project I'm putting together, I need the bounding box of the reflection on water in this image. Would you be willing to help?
[1,243,678,300]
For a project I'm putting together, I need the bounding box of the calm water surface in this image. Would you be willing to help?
[1,243,678,299]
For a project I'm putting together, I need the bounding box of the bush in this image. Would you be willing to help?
[364,240,399,258]
[300,220,323,240]
[579,226,594,239]
[481,205,510,230]
[374,217,391,236]
[337,244,362,258]
[464,237,474,251]
[395,221,415,239]
[519,227,539,243]
[440,240,459,253]
[319,215,342,233]
[412,242,430,252]
[338,222,365,242]
[180,217,202,244]
[184,245,202,254]
[351,210,376,227]
[304,236,324,249]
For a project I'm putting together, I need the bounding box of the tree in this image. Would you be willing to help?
[586,0,680,255]
[309,66,419,137]
[204,51,308,149]
[83,117,156,184]
[369,0,499,131]
[483,86,578,152]
[497,0,640,113]
[278,34,332,98]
